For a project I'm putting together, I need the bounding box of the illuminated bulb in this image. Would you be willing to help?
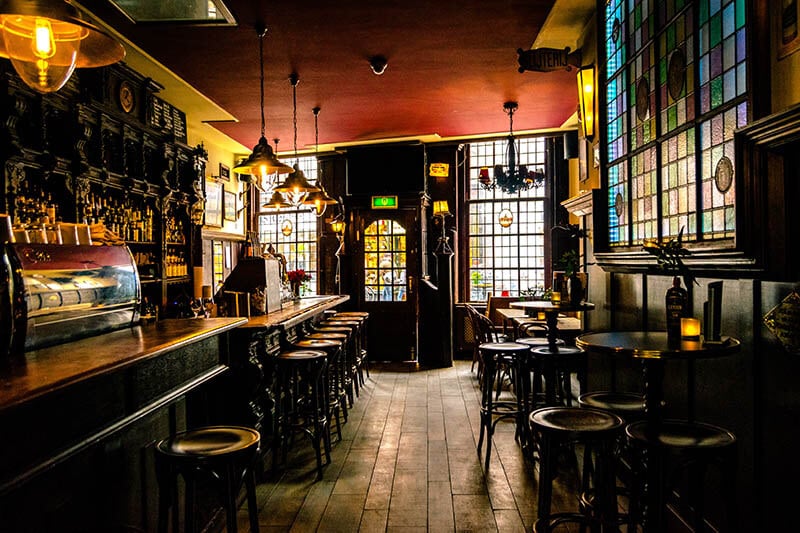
[1,14,83,93]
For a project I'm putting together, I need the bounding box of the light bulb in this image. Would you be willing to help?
[1,15,83,93]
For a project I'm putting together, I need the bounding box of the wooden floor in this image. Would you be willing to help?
[238,359,592,532]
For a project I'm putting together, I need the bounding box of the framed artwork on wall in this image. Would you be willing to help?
[205,180,223,227]
[219,162,230,181]
[224,190,237,221]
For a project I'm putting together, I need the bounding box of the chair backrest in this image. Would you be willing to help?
[465,303,499,345]
[485,294,517,326]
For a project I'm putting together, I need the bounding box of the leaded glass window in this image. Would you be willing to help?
[603,0,748,247]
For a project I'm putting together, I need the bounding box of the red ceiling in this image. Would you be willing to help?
[89,0,578,152]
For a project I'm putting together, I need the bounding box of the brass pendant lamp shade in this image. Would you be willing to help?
[262,190,291,210]
[233,25,294,181]
[0,0,125,93]
[301,106,337,217]
[234,136,293,181]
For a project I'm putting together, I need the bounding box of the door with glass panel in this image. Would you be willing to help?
[355,208,419,363]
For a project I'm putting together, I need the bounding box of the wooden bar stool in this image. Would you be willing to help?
[274,349,331,480]
[477,340,532,470]
[531,345,587,406]
[312,324,358,407]
[329,311,370,379]
[625,419,737,533]
[301,334,349,439]
[529,406,625,533]
[320,319,363,395]
[155,426,260,533]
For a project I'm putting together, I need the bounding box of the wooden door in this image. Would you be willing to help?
[354,208,419,363]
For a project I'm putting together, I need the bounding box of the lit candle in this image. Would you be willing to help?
[681,317,701,339]
[537,311,546,321]
[551,291,561,303]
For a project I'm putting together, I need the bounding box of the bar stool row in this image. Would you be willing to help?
[154,309,370,533]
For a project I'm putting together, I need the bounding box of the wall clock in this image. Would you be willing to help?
[119,81,135,113]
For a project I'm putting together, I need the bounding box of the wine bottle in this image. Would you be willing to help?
[666,276,688,341]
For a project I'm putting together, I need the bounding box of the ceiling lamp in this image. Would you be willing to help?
[0,0,125,93]
[302,106,337,217]
[233,25,293,182]
[273,72,320,206]
[261,190,290,210]
[478,101,545,195]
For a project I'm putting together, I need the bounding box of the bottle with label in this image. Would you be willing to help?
[666,276,688,341]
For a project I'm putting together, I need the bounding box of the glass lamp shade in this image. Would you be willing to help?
[330,219,345,235]
[233,136,294,181]
[432,200,451,217]
[0,1,125,93]
[577,65,595,141]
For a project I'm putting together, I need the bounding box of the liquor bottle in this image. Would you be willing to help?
[666,276,688,342]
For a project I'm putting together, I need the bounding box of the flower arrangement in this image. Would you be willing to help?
[642,227,697,287]
[287,269,312,286]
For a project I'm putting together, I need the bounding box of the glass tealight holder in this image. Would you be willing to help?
[681,317,701,339]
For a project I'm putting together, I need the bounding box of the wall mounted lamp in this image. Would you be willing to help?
[577,64,595,142]
[432,200,453,255]
[0,0,125,93]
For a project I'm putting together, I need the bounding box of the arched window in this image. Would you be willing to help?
[363,219,407,302]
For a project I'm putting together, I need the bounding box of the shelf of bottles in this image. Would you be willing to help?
[164,202,190,282]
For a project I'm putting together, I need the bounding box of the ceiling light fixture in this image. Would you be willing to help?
[273,72,321,207]
[0,0,125,93]
[369,55,387,75]
[233,24,294,182]
[302,106,338,217]
[478,101,545,195]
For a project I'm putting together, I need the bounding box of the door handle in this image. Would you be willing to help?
[408,275,414,294]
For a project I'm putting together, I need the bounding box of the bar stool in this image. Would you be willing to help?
[516,337,566,416]
[301,334,349,438]
[312,324,358,406]
[476,340,532,470]
[155,425,260,533]
[329,311,370,379]
[320,319,363,395]
[529,406,625,533]
[274,349,331,480]
[625,419,737,533]
[531,345,587,406]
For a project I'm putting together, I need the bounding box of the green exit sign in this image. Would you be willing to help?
[371,196,398,209]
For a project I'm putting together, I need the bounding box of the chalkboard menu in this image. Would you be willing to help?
[147,95,187,144]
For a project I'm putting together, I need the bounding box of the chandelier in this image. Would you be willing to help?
[478,101,545,194]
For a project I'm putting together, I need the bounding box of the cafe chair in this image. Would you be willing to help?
[625,419,738,533]
[155,426,261,533]
[529,406,626,533]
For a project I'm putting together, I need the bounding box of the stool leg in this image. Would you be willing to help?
[223,463,239,533]
[246,467,260,533]
[185,473,196,533]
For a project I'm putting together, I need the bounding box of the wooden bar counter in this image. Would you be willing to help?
[0,317,247,533]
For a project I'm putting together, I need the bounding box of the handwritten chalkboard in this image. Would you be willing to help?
[147,95,187,144]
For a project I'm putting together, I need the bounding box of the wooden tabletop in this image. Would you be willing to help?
[510,300,595,313]
[238,295,350,329]
[575,331,741,360]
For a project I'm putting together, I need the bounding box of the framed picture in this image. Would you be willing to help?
[205,180,223,227]
[224,190,237,221]
[219,162,230,181]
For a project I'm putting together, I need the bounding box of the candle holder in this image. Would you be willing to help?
[551,291,562,304]
[681,317,701,339]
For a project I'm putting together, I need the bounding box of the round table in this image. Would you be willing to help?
[510,300,594,348]
[575,331,741,424]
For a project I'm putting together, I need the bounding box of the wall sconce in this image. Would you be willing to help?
[577,64,595,142]
[432,200,453,255]
[0,0,125,93]
[330,218,345,235]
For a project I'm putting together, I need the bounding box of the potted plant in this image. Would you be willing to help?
[555,249,586,304]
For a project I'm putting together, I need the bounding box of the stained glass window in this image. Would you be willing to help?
[363,220,407,302]
[603,0,748,248]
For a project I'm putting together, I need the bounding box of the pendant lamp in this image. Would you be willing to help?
[273,72,320,206]
[262,189,290,210]
[0,0,125,93]
[302,106,337,217]
[233,25,293,182]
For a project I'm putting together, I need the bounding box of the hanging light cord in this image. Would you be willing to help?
[258,28,267,138]
[291,74,299,164]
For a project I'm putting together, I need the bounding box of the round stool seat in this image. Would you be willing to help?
[157,426,260,459]
[531,345,583,356]
[479,341,531,353]
[291,340,338,352]
[625,419,736,449]
[578,391,646,415]
[530,406,625,436]
[516,337,565,347]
